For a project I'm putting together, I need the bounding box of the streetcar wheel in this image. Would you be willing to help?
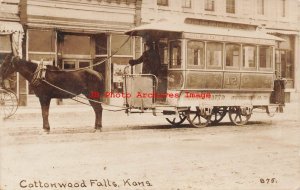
[187,110,211,128]
[0,90,18,119]
[6,89,18,118]
[228,106,251,126]
[210,106,227,125]
[166,112,187,126]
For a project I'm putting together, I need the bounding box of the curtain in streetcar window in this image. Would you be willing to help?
[259,46,272,70]
[169,41,181,68]
[225,43,240,69]
[243,45,256,70]
[206,42,223,69]
[187,40,204,69]
[158,40,168,65]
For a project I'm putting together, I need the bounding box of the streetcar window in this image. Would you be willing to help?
[206,42,223,69]
[242,45,257,70]
[187,40,205,69]
[259,46,273,70]
[225,43,240,70]
[158,40,169,65]
[169,41,182,68]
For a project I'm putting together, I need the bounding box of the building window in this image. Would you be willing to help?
[0,35,12,59]
[275,35,294,88]
[59,34,93,71]
[182,0,191,8]
[225,43,240,70]
[28,29,56,62]
[206,42,223,69]
[275,50,294,87]
[280,0,286,17]
[259,46,272,70]
[111,34,132,55]
[0,35,12,74]
[111,34,133,94]
[29,30,55,53]
[28,29,56,94]
[0,35,17,91]
[226,0,235,13]
[205,0,214,11]
[95,34,108,56]
[242,45,257,70]
[63,35,91,55]
[157,0,168,6]
[257,0,264,15]
[187,40,205,69]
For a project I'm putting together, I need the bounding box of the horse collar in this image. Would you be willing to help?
[31,62,47,87]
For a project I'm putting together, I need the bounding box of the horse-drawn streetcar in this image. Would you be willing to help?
[122,20,286,127]
[0,20,286,131]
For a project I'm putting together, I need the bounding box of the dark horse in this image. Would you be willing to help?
[0,55,104,132]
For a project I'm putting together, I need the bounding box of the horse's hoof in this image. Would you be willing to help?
[43,128,50,134]
[94,127,102,132]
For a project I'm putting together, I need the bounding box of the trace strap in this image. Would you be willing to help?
[41,79,128,112]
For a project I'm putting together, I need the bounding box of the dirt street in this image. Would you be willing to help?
[0,106,300,190]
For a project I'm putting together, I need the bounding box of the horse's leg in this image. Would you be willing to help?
[89,100,103,131]
[39,97,51,131]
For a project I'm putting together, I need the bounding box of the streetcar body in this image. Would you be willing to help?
[123,20,285,126]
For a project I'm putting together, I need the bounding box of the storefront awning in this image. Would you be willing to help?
[0,21,24,34]
[126,20,284,42]
[0,21,24,57]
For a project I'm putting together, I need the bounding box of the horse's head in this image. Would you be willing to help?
[0,54,20,79]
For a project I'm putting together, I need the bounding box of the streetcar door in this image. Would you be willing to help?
[124,74,156,108]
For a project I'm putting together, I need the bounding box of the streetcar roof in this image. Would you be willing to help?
[125,20,284,42]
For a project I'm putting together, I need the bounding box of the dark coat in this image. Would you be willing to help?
[129,48,160,76]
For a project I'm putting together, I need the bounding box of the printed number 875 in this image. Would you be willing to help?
[260,178,277,184]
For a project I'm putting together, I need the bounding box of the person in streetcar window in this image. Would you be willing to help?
[129,40,161,76]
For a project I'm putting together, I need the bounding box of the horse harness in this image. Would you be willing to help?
[31,61,47,87]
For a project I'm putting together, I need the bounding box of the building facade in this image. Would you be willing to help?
[0,0,299,105]
[139,0,300,102]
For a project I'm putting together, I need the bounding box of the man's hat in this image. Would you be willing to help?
[145,40,153,46]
